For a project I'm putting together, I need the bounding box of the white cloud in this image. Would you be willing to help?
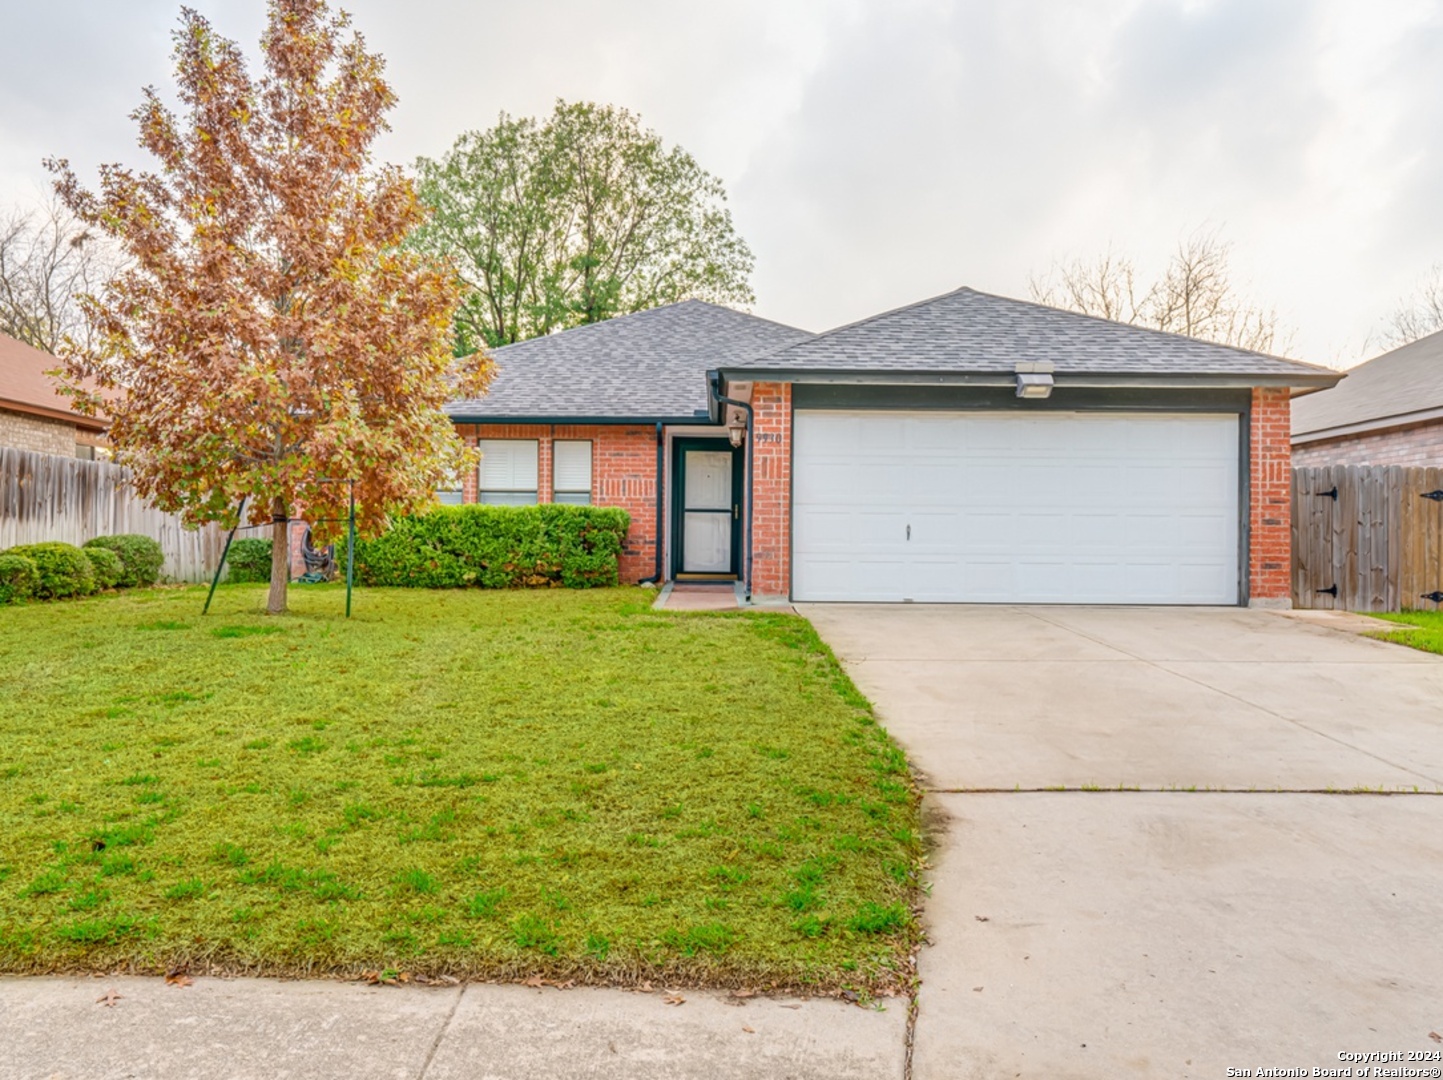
[2,0,1438,365]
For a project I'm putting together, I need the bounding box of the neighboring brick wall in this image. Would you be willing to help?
[1249,387,1292,606]
[749,382,792,598]
[0,407,77,457]
[457,423,660,583]
[1291,420,1443,467]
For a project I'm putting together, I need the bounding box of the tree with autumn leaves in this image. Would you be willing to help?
[47,0,488,614]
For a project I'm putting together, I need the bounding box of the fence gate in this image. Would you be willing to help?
[1291,465,1443,611]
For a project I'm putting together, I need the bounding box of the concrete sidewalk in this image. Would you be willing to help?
[0,976,906,1080]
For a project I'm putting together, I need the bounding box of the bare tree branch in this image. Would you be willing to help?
[1382,263,1443,348]
[1030,229,1292,355]
[0,194,120,353]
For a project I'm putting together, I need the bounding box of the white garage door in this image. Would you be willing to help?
[792,410,1240,604]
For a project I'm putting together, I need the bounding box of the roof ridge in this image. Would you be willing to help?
[490,299,806,356]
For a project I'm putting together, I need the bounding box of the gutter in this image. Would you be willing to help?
[445,413,702,426]
[713,368,1345,390]
[638,421,665,586]
[1291,404,1443,445]
[708,371,754,603]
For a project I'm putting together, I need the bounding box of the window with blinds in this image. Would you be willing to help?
[553,440,592,505]
[478,439,539,505]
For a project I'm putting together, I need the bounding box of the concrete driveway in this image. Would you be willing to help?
[800,604,1443,1080]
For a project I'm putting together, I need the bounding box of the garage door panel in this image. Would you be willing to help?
[792,410,1240,604]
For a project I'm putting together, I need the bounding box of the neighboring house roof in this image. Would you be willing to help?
[445,300,812,422]
[0,332,106,431]
[1291,329,1443,443]
[722,286,1339,387]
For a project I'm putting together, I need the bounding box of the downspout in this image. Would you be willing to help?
[638,421,665,585]
[710,375,754,602]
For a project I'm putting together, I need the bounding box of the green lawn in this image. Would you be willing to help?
[1368,609,1443,655]
[0,585,921,992]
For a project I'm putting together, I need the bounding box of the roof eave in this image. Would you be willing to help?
[1292,405,1443,445]
[446,413,706,426]
[0,397,108,431]
[718,368,1344,390]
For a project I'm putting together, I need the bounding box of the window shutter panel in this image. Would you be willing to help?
[479,440,538,491]
[553,441,592,494]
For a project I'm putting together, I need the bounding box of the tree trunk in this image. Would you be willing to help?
[267,496,289,615]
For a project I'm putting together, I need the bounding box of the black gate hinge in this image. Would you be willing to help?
[1422,591,1443,604]
[1319,486,1339,500]
[1421,490,1443,502]
[1316,584,1338,598]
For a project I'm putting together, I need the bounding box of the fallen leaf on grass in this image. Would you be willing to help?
[522,975,546,988]
[663,992,686,1006]
[637,981,654,994]
[96,990,122,1008]
[164,966,192,987]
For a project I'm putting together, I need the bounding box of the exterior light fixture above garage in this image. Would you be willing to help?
[1015,361,1055,399]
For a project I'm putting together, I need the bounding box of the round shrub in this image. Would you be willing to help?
[84,534,165,588]
[0,552,39,604]
[5,542,96,599]
[83,545,124,589]
[226,538,273,584]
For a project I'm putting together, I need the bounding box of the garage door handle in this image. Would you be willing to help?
[906,524,911,541]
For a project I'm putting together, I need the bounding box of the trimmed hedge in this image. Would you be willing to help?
[83,545,124,589]
[84,534,165,588]
[0,553,39,604]
[226,538,273,583]
[354,504,630,589]
[5,542,96,599]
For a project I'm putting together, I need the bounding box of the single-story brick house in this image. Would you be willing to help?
[1291,329,1443,466]
[0,332,108,459]
[445,287,1339,607]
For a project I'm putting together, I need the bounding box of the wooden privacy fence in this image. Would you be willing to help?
[1292,465,1443,612]
[0,447,225,583]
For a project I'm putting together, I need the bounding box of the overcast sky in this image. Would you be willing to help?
[2,0,1439,367]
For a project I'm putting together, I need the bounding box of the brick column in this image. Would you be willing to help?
[1249,386,1292,607]
[460,425,479,504]
[538,432,554,505]
[750,382,792,598]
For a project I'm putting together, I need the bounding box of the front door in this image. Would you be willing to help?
[675,440,742,577]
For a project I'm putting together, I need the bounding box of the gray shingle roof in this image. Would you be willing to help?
[1292,330,1443,438]
[445,300,811,421]
[725,286,1339,383]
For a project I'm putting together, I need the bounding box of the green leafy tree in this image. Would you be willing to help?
[413,100,755,350]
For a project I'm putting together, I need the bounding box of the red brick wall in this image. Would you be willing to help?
[749,382,792,597]
[1249,387,1292,605]
[456,423,660,583]
[1292,420,1443,467]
